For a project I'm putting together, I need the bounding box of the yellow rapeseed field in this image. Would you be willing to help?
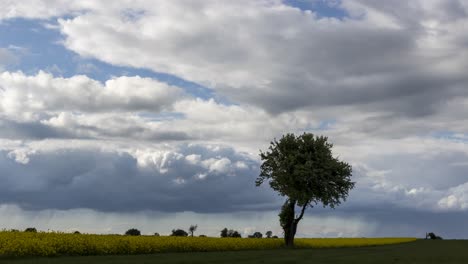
[0,231,416,257]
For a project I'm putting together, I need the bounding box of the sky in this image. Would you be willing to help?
[0,0,468,238]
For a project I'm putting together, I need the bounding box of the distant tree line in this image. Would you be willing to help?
[220,228,242,238]
[4,226,279,238]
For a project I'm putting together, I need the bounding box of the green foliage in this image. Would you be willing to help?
[154,233,160,236]
[221,228,228,238]
[230,231,242,238]
[257,133,354,246]
[189,225,198,237]
[24,227,37,233]
[171,229,188,237]
[266,231,273,238]
[124,229,141,236]
[278,199,295,231]
[220,228,242,238]
[257,133,354,208]
[249,232,263,238]
[426,232,443,240]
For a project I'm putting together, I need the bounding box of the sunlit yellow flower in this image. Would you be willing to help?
[0,231,416,257]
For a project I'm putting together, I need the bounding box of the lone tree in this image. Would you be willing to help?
[125,228,141,236]
[257,133,354,247]
[266,231,273,238]
[189,225,198,237]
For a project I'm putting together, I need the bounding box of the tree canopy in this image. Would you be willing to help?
[189,225,198,237]
[220,228,242,238]
[171,229,188,237]
[125,228,141,236]
[257,133,354,247]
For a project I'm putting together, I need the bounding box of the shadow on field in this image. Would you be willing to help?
[2,240,468,264]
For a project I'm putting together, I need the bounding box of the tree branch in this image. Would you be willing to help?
[294,202,308,223]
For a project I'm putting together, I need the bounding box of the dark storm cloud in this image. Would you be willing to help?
[307,207,468,239]
[229,21,468,116]
[94,122,192,141]
[0,116,191,141]
[0,145,279,213]
[365,209,468,239]
[0,119,75,139]
[243,67,468,117]
[3,139,466,216]
[353,0,467,23]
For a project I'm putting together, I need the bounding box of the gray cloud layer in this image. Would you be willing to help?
[0,144,279,213]
[1,0,468,237]
[52,0,468,117]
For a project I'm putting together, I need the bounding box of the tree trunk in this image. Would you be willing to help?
[281,199,308,248]
[284,221,298,247]
[281,199,297,247]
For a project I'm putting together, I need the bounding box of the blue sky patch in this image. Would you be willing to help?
[0,18,216,101]
[431,131,468,142]
[283,0,348,19]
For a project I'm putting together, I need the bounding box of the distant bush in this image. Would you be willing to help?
[220,228,242,238]
[154,232,160,236]
[230,231,242,238]
[220,228,228,238]
[266,231,273,238]
[248,232,263,238]
[171,229,188,237]
[74,231,81,234]
[272,235,279,238]
[426,232,443,240]
[221,228,242,237]
[125,228,141,236]
[24,227,37,233]
[199,234,207,237]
